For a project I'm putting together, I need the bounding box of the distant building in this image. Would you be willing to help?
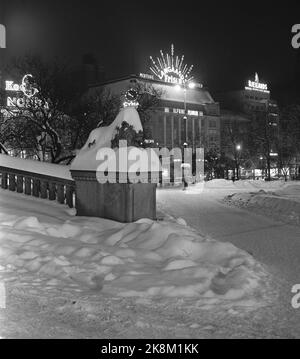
[216,73,279,124]
[88,74,220,153]
[215,73,280,179]
[87,45,220,153]
[218,109,249,157]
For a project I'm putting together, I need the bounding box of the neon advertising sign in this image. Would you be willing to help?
[245,73,270,94]
[148,44,194,85]
[5,74,39,108]
[123,88,139,108]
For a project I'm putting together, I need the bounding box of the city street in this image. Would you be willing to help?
[1,0,300,343]
[157,185,300,285]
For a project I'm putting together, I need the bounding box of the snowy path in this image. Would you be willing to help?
[157,186,300,285]
[157,185,300,337]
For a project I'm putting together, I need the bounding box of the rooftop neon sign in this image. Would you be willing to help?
[149,44,194,85]
[245,73,270,94]
[5,74,39,98]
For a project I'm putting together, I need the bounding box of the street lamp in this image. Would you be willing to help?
[235,144,242,180]
[259,156,264,179]
[175,81,195,144]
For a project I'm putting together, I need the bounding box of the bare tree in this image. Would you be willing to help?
[278,104,300,180]
[247,110,279,181]
[0,56,122,163]
[0,56,163,163]
[222,119,248,180]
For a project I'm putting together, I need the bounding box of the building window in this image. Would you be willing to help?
[209,119,217,128]
[209,135,219,144]
[166,116,172,146]
[173,116,179,146]
[164,107,169,113]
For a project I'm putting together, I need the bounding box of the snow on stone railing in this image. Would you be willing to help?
[0,154,75,208]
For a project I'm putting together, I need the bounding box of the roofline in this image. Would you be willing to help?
[88,73,211,91]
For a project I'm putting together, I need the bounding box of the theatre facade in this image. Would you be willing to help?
[88,45,221,152]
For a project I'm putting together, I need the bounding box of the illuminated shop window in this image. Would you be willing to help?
[173,108,185,114]
[187,110,198,116]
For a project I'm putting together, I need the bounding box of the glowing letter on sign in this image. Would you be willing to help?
[292,24,300,49]
[5,81,15,91]
[292,284,300,309]
[0,24,5,48]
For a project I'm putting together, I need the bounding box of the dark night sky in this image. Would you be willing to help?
[1,0,300,94]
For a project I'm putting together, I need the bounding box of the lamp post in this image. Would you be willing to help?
[175,82,195,188]
[175,81,195,145]
[235,144,242,180]
[182,142,189,189]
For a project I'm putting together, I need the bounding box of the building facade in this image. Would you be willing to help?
[216,73,280,179]
[88,74,220,152]
[216,73,279,123]
[87,45,220,154]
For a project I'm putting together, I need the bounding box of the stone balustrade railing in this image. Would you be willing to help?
[0,165,75,208]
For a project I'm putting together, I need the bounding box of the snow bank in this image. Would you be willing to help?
[183,179,287,195]
[224,182,300,225]
[71,107,161,172]
[237,180,287,190]
[0,154,73,181]
[274,184,300,197]
[205,179,236,189]
[0,189,267,306]
[205,179,288,191]
[81,107,143,151]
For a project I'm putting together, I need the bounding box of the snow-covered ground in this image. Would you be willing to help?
[0,187,273,338]
[0,188,267,300]
[223,180,300,225]
[157,180,300,283]
[156,181,300,338]
[1,179,300,338]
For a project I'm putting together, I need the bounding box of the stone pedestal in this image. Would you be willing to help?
[70,170,157,222]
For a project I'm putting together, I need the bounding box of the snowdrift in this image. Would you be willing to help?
[0,189,267,306]
[71,107,160,173]
[205,179,289,190]
[205,179,236,189]
[224,182,300,225]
